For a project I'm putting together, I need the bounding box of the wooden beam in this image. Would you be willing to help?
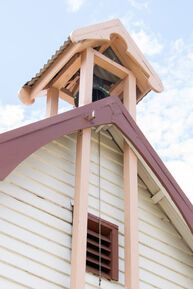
[111,42,145,89]
[152,190,164,204]
[51,55,81,89]
[70,128,91,289]
[110,79,124,97]
[70,47,94,289]
[98,41,111,53]
[137,161,159,195]
[98,35,117,53]
[70,19,121,43]
[123,73,136,118]
[123,72,139,289]
[46,87,59,117]
[79,48,94,106]
[59,88,74,105]
[93,49,129,79]
[71,81,79,95]
[111,39,152,102]
[66,75,80,91]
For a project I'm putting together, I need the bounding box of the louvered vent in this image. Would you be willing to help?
[86,213,119,281]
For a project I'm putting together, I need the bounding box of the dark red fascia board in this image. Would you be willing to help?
[0,96,193,233]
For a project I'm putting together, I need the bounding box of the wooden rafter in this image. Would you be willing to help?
[110,79,124,97]
[98,35,117,53]
[49,55,81,89]
[71,81,79,96]
[59,88,74,105]
[93,49,129,79]
[66,75,80,91]
[111,39,149,99]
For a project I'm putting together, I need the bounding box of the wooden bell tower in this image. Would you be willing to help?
[18,19,163,289]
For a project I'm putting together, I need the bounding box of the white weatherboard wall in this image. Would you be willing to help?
[0,130,193,288]
[138,180,193,289]
[0,134,76,289]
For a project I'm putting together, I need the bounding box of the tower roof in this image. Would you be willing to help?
[18,19,163,105]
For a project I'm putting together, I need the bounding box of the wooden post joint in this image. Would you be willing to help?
[152,190,164,204]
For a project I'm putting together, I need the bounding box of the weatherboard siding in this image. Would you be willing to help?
[0,131,192,288]
[87,130,193,289]
[0,134,76,289]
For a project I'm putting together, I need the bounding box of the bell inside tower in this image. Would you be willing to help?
[74,47,121,107]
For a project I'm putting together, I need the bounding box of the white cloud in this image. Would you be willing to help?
[58,99,73,113]
[0,104,42,133]
[0,104,24,131]
[66,0,86,12]
[131,30,163,56]
[128,0,149,10]
[171,38,184,53]
[0,99,73,134]
[166,160,193,200]
[137,35,193,203]
[120,14,163,57]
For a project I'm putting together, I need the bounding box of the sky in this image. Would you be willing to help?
[0,0,193,203]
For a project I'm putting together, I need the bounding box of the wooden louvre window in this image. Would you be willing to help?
[86,213,119,281]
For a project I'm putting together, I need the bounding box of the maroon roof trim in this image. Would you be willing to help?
[0,96,193,233]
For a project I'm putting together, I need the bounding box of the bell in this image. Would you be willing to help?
[74,76,109,107]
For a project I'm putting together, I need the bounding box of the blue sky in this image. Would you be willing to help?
[0,0,193,202]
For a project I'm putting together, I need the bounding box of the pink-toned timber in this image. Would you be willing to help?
[70,48,94,289]
[123,73,139,289]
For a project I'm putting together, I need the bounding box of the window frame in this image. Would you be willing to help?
[86,213,119,281]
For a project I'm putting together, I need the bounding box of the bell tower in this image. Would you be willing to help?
[18,19,163,289]
[18,19,163,117]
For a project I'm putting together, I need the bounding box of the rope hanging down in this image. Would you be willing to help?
[98,131,102,287]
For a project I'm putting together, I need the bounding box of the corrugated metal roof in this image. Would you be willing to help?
[26,38,71,87]
[19,19,163,105]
